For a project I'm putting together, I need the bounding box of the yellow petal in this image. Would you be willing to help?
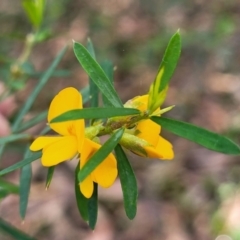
[136,119,161,147]
[75,119,85,154]
[92,152,117,188]
[80,138,94,168]
[48,87,84,137]
[144,136,174,160]
[133,94,149,111]
[80,138,117,189]
[126,95,149,112]
[155,136,174,159]
[80,175,94,198]
[144,146,164,158]
[41,136,78,166]
[30,136,62,151]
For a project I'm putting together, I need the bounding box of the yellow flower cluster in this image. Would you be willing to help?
[30,87,174,198]
[123,95,174,159]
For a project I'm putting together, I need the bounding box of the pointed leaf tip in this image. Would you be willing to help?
[147,31,181,113]
[73,42,123,108]
[115,145,137,219]
[152,116,240,155]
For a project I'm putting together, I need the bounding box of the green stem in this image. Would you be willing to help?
[0,33,37,101]
[18,33,36,64]
[96,111,149,136]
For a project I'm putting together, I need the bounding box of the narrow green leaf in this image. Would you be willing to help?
[0,217,36,240]
[36,0,45,27]
[101,60,114,107]
[0,179,19,198]
[22,0,45,29]
[45,166,55,189]
[0,152,41,176]
[88,183,98,230]
[40,126,51,135]
[151,116,240,155]
[78,128,124,182]
[0,134,30,145]
[30,69,70,78]
[0,146,5,163]
[12,46,67,132]
[86,39,96,59]
[16,111,47,133]
[115,144,137,219]
[51,107,140,123]
[157,31,181,92]
[81,85,90,103]
[74,162,89,221]
[22,0,38,28]
[148,31,181,112]
[73,42,123,108]
[0,189,10,198]
[0,179,19,194]
[19,152,32,220]
[101,60,114,83]
[87,39,99,108]
[89,81,99,107]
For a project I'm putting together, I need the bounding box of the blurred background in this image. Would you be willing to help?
[1,0,240,239]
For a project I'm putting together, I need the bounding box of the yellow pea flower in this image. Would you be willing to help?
[124,95,174,160]
[29,87,117,198]
[80,138,117,198]
[30,87,84,166]
[135,118,174,159]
